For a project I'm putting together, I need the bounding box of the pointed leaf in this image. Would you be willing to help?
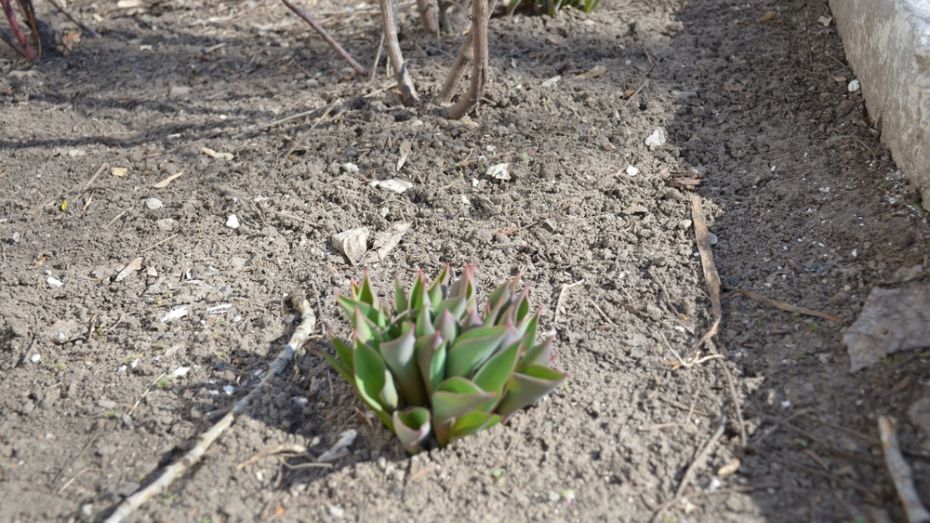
[449,411,501,441]
[379,327,427,405]
[428,265,449,305]
[332,337,355,367]
[432,377,495,425]
[394,278,408,313]
[496,365,566,417]
[473,341,521,397]
[319,346,353,385]
[415,304,435,337]
[393,407,431,453]
[380,369,399,410]
[519,337,553,370]
[409,272,430,313]
[357,271,377,307]
[434,310,459,346]
[446,325,508,377]
[434,295,468,322]
[415,333,446,396]
[352,307,375,344]
[354,342,388,414]
[338,296,387,327]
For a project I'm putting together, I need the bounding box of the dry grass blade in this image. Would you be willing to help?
[652,424,726,522]
[729,288,843,324]
[281,0,368,76]
[879,416,930,523]
[237,443,309,469]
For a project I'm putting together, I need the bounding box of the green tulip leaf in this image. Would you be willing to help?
[379,327,426,405]
[449,410,501,441]
[446,324,508,377]
[496,364,566,417]
[393,407,431,453]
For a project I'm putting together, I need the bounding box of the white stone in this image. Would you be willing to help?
[225,214,240,229]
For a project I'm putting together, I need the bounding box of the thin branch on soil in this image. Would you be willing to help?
[445,0,490,119]
[591,302,616,326]
[104,294,318,523]
[72,163,107,204]
[727,288,843,324]
[46,0,99,37]
[127,371,168,416]
[379,0,419,105]
[237,443,309,469]
[140,233,178,254]
[281,0,368,77]
[554,279,585,323]
[652,423,726,522]
[370,31,384,82]
[690,194,747,446]
[57,466,93,495]
[879,416,930,523]
[657,330,723,369]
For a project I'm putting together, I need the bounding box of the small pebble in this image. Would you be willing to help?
[847,79,860,93]
[144,197,164,210]
[47,276,63,288]
[156,218,176,232]
[645,127,667,149]
[10,231,20,243]
[341,162,360,174]
[223,385,236,395]
[225,214,240,229]
[678,219,693,230]
[708,233,719,245]
[30,353,41,363]
[625,165,640,177]
[98,399,117,409]
[328,505,345,519]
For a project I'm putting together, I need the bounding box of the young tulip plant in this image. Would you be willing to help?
[320,265,566,453]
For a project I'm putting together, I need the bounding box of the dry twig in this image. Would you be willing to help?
[554,279,585,323]
[728,288,843,324]
[379,0,419,105]
[690,194,747,446]
[104,294,318,523]
[281,0,368,76]
[879,416,930,523]
[445,0,490,119]
[46,0,99,37]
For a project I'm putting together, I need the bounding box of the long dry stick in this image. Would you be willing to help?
[104,294,317,523]
[445,0,489,119]
[379,0,419,105]
[281,0,368,76]
[879,416,930,523]
[437,31,472,103]
[728,288,843,324]
[46,0,99,37]
[690,194,747,446]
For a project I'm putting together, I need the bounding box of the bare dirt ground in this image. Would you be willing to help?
[2,0,930,521]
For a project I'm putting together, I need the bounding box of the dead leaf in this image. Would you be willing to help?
[623,89,636,99]
[723,80,744,93]
[396,140,412,172]
[114,256,144,282]
[201,147,234,161]
[758,11,778,23]
[152,171,184,189]
[541,75,562,88]
[575,65,607,80]
[844,284,930,371]
[317,430,357,462]
[486,163,511,181]
[370,178,413,194]
[332,227,369,265]
[668,177,703,191]
[367,222,410,262]
[717,458,741,477]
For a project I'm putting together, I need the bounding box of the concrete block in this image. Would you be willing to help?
[829,0,930,210]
